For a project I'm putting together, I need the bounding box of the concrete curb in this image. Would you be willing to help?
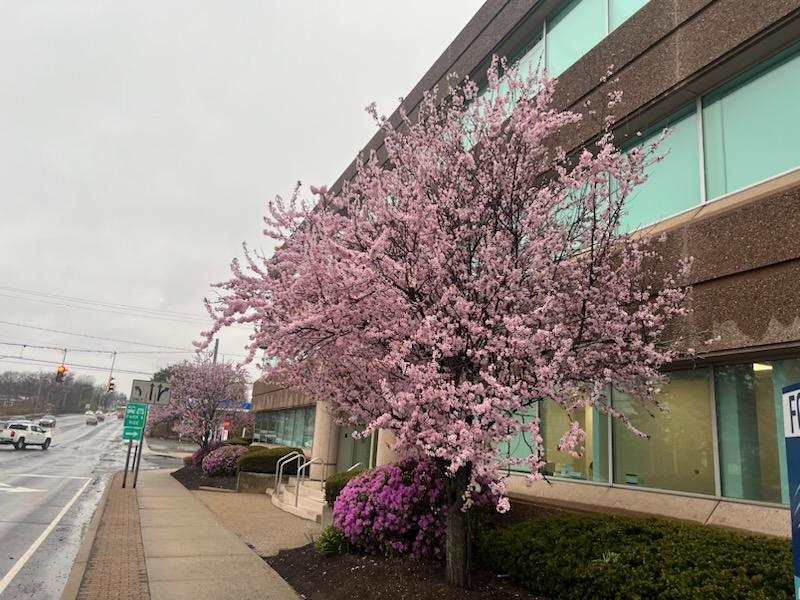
[61,474,113,600]
[198,485,237,493]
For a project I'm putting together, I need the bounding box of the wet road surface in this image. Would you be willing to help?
[0,413,180,599]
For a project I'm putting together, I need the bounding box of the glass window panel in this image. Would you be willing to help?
[541,400,609,482]
[292,409,305,447]
[703,46,800,199]
[303,406,316,448]
[546,0,605,78]
[278,411,289,445]
[620,107,701,232]
[613,369,715,495]
[715,362,791,504]
[609,0,648,31]
[518,36,545,83]
[503,406,539,473]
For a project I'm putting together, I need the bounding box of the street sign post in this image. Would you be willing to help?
[122,402,148,488]
[782,381,800,599]
[130,379,171,405]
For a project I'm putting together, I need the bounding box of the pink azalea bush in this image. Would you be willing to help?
[191,439,228,468]
[200,444,245,476]
[333,459,496,558]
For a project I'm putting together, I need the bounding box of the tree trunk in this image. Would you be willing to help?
[444,464,472,589]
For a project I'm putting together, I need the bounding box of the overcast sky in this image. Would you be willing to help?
[0,1,485,400]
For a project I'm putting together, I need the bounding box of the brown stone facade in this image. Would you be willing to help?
[651,171,800,359]
[251,381,315,413]
[326,0,800,362]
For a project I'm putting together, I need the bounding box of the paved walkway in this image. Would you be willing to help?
[72,470,299,600]
[137,470,298,600]
[194,489,321,557]
[77,472,150,600]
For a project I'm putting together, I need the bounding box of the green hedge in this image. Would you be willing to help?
[226,437,252,447]
[476,513,792,599]
[324,469,366,504]
[236,446,304,474]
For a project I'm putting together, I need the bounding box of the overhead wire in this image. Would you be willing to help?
[0,356,154,376]
[0,292,210,326]
[0,341,195,355]
[0,285,210,320]
[0,285,250,329]
[0,320,195,350]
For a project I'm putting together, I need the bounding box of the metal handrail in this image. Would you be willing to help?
[346,462,365,472]
[275,451,302,498]
[295,457,323,506]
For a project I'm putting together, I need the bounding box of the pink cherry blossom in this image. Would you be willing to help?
[199,58,689,583]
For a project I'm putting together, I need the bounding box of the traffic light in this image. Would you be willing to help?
[106,377,115,393]
[55,364,67,383]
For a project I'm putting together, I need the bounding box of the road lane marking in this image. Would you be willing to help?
[0,482,44,493]
[0,477,92,595]
[7,474,91,480]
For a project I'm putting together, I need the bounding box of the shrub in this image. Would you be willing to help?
[191,440,228,468]
[182,455,193,467]
[236,446,304,474]
[201,444,248,477]
[333,458,496,559]
[315,525,349,556]
[476,513,793,599]
[324,469,366,504]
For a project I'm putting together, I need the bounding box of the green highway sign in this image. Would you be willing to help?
[123,402,148,441]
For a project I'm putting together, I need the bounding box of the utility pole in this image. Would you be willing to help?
[212,338,219,363]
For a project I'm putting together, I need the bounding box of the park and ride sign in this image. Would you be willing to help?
[123,402,147,441]
[782,381,800,599]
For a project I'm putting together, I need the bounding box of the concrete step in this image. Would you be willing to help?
[270,489,322,523]
[279,485,325,510]
[284,478,325,503]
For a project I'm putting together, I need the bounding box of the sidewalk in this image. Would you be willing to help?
[68,470,299,600]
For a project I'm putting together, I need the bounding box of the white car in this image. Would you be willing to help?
[0,421,51,450]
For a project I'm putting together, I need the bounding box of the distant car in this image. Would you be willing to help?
[39,415,56,428]
[95,410,105,422]
[86,414,98,425]
[0,421,51,450]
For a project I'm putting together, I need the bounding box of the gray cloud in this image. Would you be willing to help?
[0,1,484,396]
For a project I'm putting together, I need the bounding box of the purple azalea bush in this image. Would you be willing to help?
[191,439,228,468]
[201,444,247,476]
[333,458,498,559]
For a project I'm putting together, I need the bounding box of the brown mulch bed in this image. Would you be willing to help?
[170,464,237,490]
[265,544,543,600]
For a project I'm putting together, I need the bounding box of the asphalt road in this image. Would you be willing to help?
[0,413,181,600]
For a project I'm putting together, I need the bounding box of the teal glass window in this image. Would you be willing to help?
[613,369,715,495]
[620,106,701,232]
[254,406,316,447]
[546,0,606,78]
[703,45,800,199]
[541,400,609,482]
[517,34,545,86]
[292,409,305,447]
[503,406,540,473]
[609,0,648,31]
[714,360,800,504]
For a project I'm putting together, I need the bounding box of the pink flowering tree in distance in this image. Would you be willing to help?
[200,59,690,586]
[146,355,249,452]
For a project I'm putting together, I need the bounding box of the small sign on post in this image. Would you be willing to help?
[122,402,147,441]
[782,381,800,599]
